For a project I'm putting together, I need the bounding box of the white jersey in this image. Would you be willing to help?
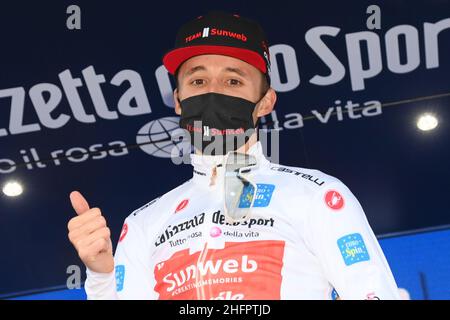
[84,142,400,300]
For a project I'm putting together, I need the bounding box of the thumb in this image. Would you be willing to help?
[69,191,90,215]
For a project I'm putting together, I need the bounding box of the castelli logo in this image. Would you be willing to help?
[119,223,128,242]
[175,199,189,213]
[325,190,345,210]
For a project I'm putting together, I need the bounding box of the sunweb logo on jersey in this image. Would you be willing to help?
[153,240,285,299]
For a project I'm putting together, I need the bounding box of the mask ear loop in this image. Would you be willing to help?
[254,87,270,142]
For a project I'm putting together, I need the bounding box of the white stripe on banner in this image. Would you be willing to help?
[202,27,209,38]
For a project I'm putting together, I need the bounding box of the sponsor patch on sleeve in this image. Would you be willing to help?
[238,184,275,208]
[115,265,125,292]
[337,233,370,266]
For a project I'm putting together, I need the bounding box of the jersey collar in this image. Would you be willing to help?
[190,141,270,187]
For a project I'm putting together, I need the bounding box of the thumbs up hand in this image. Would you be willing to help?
[67,191,114,274]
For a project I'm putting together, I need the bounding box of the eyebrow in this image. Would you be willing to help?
[184,65,207,77]
[224,67,248,78]
[182,65,248,78]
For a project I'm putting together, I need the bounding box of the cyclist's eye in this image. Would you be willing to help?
[227,79,242,86]
[190,79,205,86]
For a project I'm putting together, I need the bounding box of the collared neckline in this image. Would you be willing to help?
[190,141,270,187]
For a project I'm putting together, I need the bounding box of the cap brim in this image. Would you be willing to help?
[163,45,267,75]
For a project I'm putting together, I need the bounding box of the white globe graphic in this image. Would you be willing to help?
[136,117,191,158]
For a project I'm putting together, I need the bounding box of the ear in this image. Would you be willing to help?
[173,88,181,115]
[255,87,277,118]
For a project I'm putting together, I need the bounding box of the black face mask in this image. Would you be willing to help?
[179,92,259,156]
